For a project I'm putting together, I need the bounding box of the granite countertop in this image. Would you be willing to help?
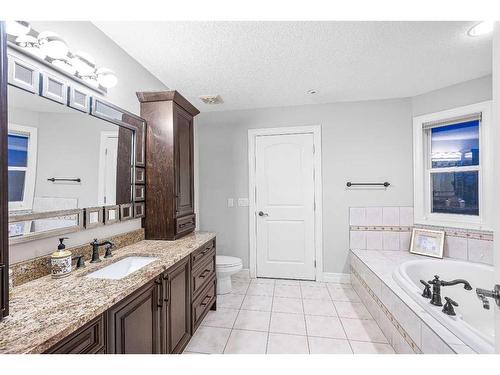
[0,231,216,354]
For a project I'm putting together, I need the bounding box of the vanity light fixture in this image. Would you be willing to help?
[51,59,77,75]
[6,21,31,37]
[96,68,118,89]
[82,76,100,88]
[15,35,46,59]
[38,31,69,60]
[468,21,494,37]
[71,51,96,76]
[8,22,119,91]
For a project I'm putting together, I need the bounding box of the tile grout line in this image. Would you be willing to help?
[221,280,248,354]
[265,279,276,354]
[299,284,311,354]
[326,282,354,354]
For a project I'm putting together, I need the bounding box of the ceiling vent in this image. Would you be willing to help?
[199,95,223,105]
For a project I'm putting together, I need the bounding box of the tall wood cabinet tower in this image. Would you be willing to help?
[137,91,199,240]
[0,22,9,320]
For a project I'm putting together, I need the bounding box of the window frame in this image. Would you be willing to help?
[8,123,38,212]
[413,101,492,231]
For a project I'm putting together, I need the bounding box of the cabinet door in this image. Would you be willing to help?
[166,256,192,353]
[45,314,105,354]
[174,106,194,218]
[107,278,162,354]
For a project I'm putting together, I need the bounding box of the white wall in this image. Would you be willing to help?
[197,98,414,274]
[9,21,168,263]
[196,75,493,276]
[411,75,492,116]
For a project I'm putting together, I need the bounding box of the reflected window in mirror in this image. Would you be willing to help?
[8,124,37,211]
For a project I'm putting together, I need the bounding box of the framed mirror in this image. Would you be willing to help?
[6,53,146,243]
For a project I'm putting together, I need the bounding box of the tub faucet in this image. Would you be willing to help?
[428,275,472,307]
[476,292,490,310]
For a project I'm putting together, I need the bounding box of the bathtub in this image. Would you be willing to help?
[393,258,494,353]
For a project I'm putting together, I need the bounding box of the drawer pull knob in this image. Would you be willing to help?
[200,295,212,306]
[200,269,211,278]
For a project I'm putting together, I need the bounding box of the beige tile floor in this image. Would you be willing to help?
[184,274,394,354]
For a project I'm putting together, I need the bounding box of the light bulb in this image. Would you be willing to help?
[468,21,494,37]
[96,68,118,88]
[38,31,69,59]
[71,51,96,76]
[52,59,77,75]
[6,21,30,37]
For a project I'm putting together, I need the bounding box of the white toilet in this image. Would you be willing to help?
[216,256,243,295]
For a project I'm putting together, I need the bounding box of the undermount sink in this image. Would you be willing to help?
[85,256,158,280]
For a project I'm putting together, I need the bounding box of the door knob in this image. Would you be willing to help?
[258,211,268,217]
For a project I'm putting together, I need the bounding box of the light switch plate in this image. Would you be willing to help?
[238,198,249,207]
[227,198,234,208]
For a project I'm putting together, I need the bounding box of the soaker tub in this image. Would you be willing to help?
[393,257,494,353]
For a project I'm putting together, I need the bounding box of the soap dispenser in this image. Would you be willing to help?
[51,237,72,279]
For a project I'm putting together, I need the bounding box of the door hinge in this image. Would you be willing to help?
[313,201,316,211]
[313,144,315,154]
[314,260,317,268]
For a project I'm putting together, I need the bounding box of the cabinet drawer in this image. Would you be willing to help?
[192,251,216,298]
[175,214,196,236]
[192,275,216,332]
[191,239,216,270]
[45,314,105,354]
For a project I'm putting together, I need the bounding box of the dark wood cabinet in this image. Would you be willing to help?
[45,314,106,354]
[190,239,217,333]
[164,256,192,354]
[0,22,8,320]
[42,238,216,354]
[107,277,162,354]
[137,91,199,240]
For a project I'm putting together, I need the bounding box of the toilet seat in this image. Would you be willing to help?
[216,256,242,269]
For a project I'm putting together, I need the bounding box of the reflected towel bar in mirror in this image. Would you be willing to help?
[346,182,390,187]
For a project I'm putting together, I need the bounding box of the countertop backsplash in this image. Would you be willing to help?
[9,228,145,287]
[349,206,493,266]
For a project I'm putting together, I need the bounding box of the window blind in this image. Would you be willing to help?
[422,112,482,130]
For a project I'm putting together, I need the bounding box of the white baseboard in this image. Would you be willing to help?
[233,269,350,284]
[322,272,351,284]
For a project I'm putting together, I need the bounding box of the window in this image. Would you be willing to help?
[413,102,492,230]
[8,124,37,211]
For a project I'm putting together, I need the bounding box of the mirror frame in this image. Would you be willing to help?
[6,49,146,244]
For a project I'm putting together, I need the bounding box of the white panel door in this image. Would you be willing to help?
[255,133,315,280]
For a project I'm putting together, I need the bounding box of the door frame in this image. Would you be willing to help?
[97,130,119,205]
[248,125,323,281]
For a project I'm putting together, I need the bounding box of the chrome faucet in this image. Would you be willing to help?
[476,286,500,310]
[428,275,472,306]
[90,239,115,263]
[476,292,490,310]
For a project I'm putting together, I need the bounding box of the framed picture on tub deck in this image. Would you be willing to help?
[409,228,445,259]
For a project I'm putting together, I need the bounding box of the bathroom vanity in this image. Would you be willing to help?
[0,232,216,354]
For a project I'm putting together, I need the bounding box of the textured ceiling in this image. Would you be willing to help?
[94,21,492,112]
